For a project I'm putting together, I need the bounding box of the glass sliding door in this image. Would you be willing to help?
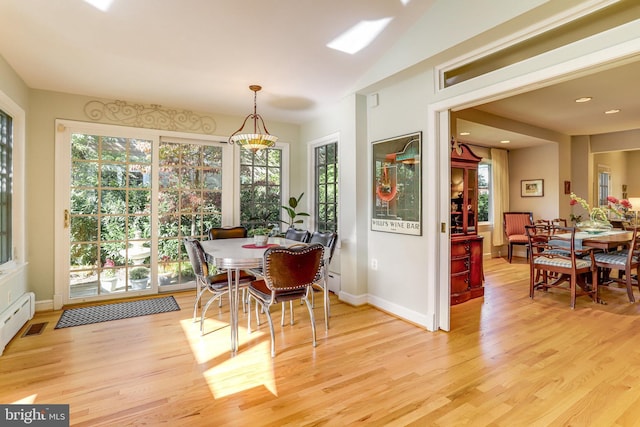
[157,140,224,290]
[55,120,234,305]
[69,133,152,298]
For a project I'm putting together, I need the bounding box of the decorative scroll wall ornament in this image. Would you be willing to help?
[84,100,217,134]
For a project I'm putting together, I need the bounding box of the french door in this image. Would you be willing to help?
[55,120,233,305]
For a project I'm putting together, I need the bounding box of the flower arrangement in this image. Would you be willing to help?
[569,192,632,220]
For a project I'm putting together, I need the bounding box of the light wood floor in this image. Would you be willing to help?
[3,257,640,426]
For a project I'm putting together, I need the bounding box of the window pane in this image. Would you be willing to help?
[314,142,338,233]
[240,147,283,230]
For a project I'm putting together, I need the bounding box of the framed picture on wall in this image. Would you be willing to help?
[521,179,544,197]
[371,132,422,235]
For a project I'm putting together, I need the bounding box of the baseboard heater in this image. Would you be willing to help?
[1,292,35,355]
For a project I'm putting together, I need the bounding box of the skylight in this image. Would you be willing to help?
[83,0,113,12]
[327,17,393,55]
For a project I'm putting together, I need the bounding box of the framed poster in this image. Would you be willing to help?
[371,132,421,235]
[521,179,544,197]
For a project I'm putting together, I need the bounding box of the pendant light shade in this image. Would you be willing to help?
[228,85,278,152]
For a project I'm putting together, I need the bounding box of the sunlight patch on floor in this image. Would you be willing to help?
[12,394,38,404]
[180,318,278,398]
[204,339,277,398]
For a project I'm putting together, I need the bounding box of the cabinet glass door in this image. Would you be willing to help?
[467,169,477,232]
[451,167,464,234]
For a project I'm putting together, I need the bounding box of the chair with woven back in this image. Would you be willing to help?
[593,226,640,303]
[504,212,534,263]
[247,243,325,357]
[525,224,599,309]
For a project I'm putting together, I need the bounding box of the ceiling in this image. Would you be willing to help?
[0,0,435,124]
[1,0,638,145]
[456,58,640,150]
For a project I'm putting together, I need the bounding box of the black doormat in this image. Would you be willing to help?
[55,296,180,329]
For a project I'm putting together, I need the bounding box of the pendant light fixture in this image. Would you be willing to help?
[228,85,278,152]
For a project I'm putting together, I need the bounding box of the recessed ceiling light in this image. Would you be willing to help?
[327,17,393,54]
[459,132,470,136]
[605,109,620,114]
[500,140,510,144]
[575,97,592,103]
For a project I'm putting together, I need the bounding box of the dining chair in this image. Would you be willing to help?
[284,228,311,243]
[525,225,599,309]
[247,243,325,357]
[504,212,534,263]
[183,238,254,335]
[208,226,247,240]
[307,231,338,329]
[593,227,640,303]
[208,226,254,309]
[552,218,568,227]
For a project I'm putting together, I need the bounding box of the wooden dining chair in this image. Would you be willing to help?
[525,225,599,309]
[504,212,534,263]
[247,243,325,357]
[552,218,568,227]
[593,227,640,303]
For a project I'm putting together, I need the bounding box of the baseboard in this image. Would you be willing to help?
[35,299,54,312]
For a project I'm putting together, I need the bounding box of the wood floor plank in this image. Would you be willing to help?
[3,256,640,425]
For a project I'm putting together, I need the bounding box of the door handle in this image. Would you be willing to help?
[64,209,70,228]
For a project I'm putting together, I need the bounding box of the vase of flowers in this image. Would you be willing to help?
[569,193,632,234]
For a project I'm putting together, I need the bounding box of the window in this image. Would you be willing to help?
[598,170,611,206]
[239,147,283,233]
[478,162,491,223]
[314,142,338,232]
[0,109,12,263]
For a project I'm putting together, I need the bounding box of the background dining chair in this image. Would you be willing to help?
[284,228,310,243]
[208,226,254,308]
[247,243,324,357]
[183,237,255,335]
[308,231,338,329]
[504,212,534,263]
[593,227,640,303]
[208,226,247,240]
[552,218,568,227]
[525,225,598,309]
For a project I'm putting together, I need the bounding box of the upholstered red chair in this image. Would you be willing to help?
[504,212,534,263]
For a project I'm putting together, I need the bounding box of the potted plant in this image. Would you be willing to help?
[100,258,119,292]
[129,267,149,290]
[248,226,272,247]
[281,193,310,230]
[158,255,175,286]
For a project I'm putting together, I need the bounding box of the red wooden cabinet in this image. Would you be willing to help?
[450,140,484,305]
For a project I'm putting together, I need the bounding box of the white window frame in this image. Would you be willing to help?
[0,89,25,269]
[233,141,290,228]
[307,133,340,236]
[478,160,492,225]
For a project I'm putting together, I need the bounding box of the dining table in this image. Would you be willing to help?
[199,236,303,355]
[578,230,634,251]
